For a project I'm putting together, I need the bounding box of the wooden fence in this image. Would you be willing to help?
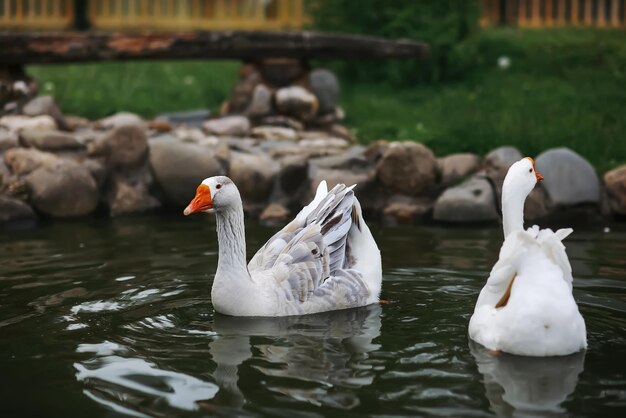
[0,0,74,29]
[0,0,306,30]
[481,0,626,27]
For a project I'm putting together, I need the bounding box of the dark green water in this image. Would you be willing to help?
[1,216,625,417]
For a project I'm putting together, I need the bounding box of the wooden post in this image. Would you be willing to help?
[531,0,541,27]
[597,0,607,27]
[519,0,528,26]
[584,0,593,25]
[557,0,566,25]
[546,0,554,26]
[610,0,620,27]
[571,0,580,25]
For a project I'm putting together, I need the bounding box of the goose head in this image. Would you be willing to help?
[501,157,543,237]
[183,176,241,216]
[503,157,543,199]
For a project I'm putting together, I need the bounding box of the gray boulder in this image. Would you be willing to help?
[484,146,523,174]
[107,171,161,216]
[433,177,499,223]
[438,153,481,184]
[228,151,276,202]
[22,95,68,130]
[149,139,225,205]
[260,115,304,131]
[0,115,57,133]
[604,165,626,215]
[25,159,98,217]
[0,195,36,223]
[377,142,437,195]
[275,86,319,121]
[155,109,211,128]
[251,126,298,141]
[0,130,19,152]
[383,195,432,224]
[259,202,291,225]
[98,112,145,129]
[309,69,340,115]
[245,84,273,118]
[87,125,148,170]
[19,129,84,151]
[278,154,309,195]
[3,147,58,175]
[203,116,250,137]
[535,147,600,206]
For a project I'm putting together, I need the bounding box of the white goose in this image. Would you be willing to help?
[184,176,382,317]
[469,157,587,356]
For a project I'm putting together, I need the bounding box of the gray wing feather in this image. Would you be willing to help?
[249,183,365,305]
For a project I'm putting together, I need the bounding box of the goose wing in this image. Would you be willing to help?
[249,182,363,303]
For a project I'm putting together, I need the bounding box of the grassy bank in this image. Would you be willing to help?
[27,28,626,172]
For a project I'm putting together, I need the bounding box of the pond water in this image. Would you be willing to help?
[0,215,625,417]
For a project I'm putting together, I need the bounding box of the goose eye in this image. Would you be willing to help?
[529,168,533,173]
[216,184,222,190]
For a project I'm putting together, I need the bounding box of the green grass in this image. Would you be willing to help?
[28,60,239,118]
[27,28,626,172]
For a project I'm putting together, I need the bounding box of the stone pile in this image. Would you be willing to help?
[0,91,624,227]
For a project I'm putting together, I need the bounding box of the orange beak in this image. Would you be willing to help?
[525,157,543,182]
[183,184,213,216]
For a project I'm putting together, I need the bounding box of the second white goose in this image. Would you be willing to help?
[469,157,587,356]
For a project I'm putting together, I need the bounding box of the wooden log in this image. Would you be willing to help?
[0,30,429,65]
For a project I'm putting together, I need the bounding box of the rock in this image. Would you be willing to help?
[260,115,304,131]
[3,147,58,175]
[155,109,211,128]
[25,159,98,217]
[19,129,84,151]
[87,125,148,170]
[438,153,481,184]
[149,139,225,205]
[98,112,144,129]
[433,177,499,223]
[203,116,250,137]
[309,69,340,115]
[107,172,161,216]
[22,95,68,130]
[171,127,207,143]
[298,137,350,150]
[327,124,354,143]
[226,69,262,114]
[535,147,601,206]
[259,203,291,225]
[377,142,437,196]
[251,126,298,141]
[64,115,92,131]
[278,155,309,194]
[0,115,57,133]
[0,195,36,223]
[308,153,376,201]
[228,151,276,202]
[275,86,319,120]
[258,58,305,87]
[383,195,432,224]
[524,187,550,221]
[484,146,523,174]
[245,84,273,118]
[604,165,626,215]
[81,158,107,188]
[0,129,19,152]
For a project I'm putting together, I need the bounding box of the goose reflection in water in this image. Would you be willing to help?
[469,341,585,418]
[73,304,382,416]
[206,304,382,411]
